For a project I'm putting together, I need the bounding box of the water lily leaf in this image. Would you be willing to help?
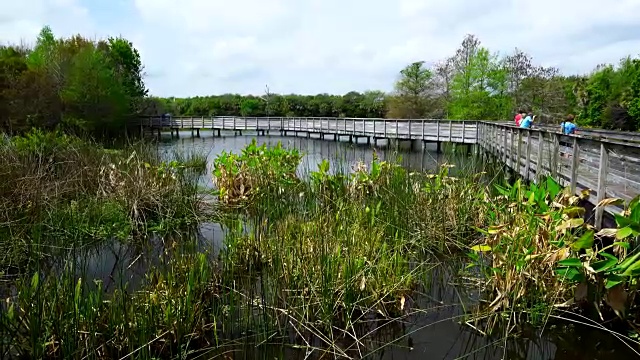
[571,230,594,250]
[471,245,492,252]
[597,197,625,208]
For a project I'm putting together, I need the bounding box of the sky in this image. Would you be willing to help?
[1,0,640,97]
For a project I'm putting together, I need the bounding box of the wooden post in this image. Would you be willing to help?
[396,118,399,138]
[570,137,580,195]
[462,121,466,143]
[525,130,532,180]
[551,133,560,179]
[537,132,544,179]
[509,128,515,168]
[373,119,376,137]
[516,129,522,176]
[422,119,425,140]
[595,143,609,229]
[436,121,440,142]
[384,119,387,138]
[408,119,412,138]
[502,127,507,163]
[233,117,236,131]
[448,121,453,142]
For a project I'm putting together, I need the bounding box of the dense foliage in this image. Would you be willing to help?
[3,29,640,134]
[149,35,640,130]
[150,91,388,119]
[0,27,146,137]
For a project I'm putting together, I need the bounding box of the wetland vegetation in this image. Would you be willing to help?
[2,26,640,360]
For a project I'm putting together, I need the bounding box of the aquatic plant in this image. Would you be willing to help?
[0,130,207,270]
[468,176,640,338]
[212,139,302,208]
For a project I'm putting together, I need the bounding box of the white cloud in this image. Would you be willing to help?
[2,0,640,97]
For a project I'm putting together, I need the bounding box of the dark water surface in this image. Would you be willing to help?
[77,132,639,359]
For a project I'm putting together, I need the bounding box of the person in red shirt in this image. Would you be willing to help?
[514,111,525,126]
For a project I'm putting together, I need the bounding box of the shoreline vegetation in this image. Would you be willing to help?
[1,27,640,359]
[2,133,640,358]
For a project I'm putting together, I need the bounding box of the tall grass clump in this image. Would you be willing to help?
[212,141,492,350]
[0,129,206,269]
[0,238,226,359]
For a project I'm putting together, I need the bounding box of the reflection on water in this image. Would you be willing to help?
[65,132,639,359]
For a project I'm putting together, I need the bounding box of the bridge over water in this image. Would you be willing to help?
[140,116,640,228]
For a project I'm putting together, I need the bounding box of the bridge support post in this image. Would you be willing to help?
[436,141,441,153]
[196,129,200,137]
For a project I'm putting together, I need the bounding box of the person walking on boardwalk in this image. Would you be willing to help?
[561,114,577,135]
[514,110,525,127]
[520,112,534,129]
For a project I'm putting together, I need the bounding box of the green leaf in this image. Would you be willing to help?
[615,213,632,228]
[470,245,492,252]
[615,252,640,273]
[571,230,594,250]
[591,257,618,273]
[630,195,640,223]
[558,258,582,268]
[605,274,626,289]
[555,267,585,282]
[546,176,561,200]
[563,206,586,218]
[622,258,640,276]
[616,226,634,240]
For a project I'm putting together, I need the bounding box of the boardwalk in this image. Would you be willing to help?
[140,116,640,228]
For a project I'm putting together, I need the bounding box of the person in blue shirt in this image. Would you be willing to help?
[561,114,577,134]
[520,112,534,128]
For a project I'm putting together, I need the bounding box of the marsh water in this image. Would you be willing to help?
[72,131,638,359]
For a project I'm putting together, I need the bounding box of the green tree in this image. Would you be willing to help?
[388,61,433,118]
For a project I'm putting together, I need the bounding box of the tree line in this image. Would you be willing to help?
[149,91,387,119]
[2,29,640,133]
[0,26,146,136]
[150,35,640,130]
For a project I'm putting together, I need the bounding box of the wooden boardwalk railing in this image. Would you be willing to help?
[479,122,640,227]
[139,116,478,143]
[139,116,640,227]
